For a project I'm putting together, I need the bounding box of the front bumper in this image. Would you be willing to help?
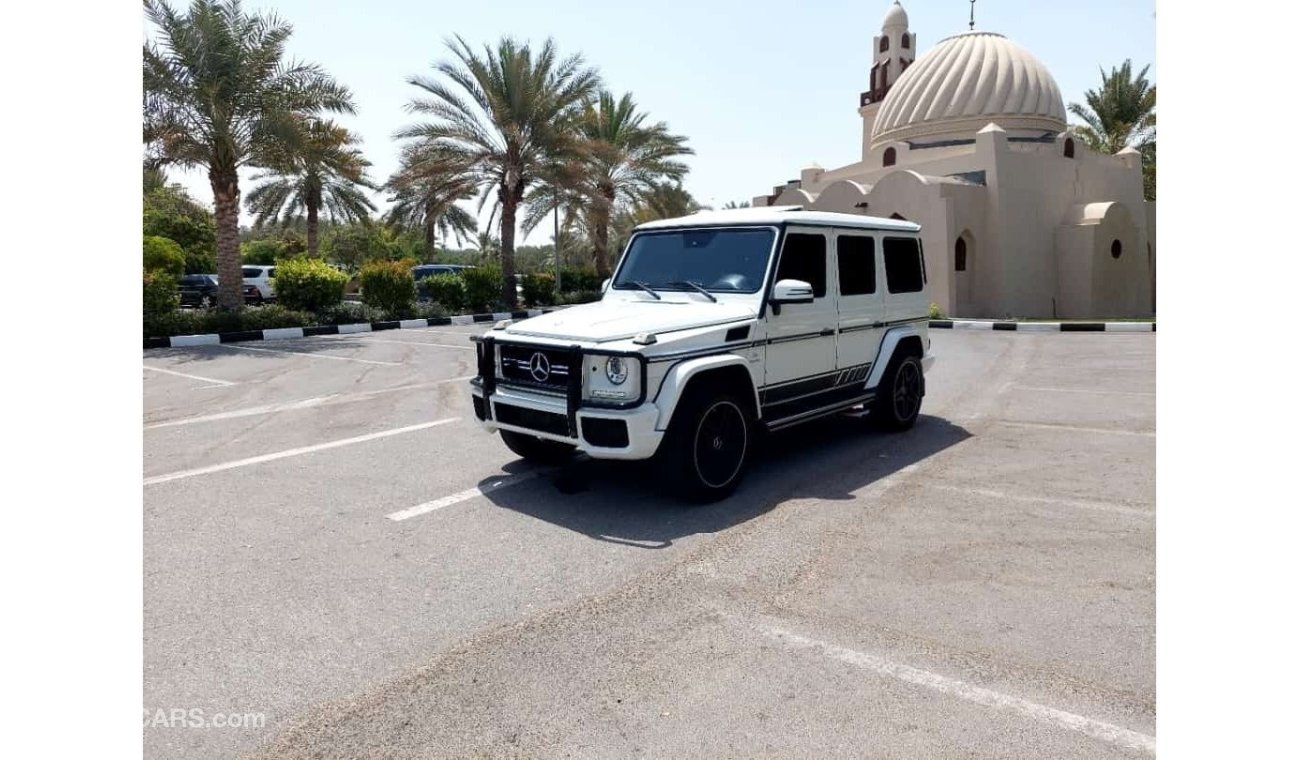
[470,381,664,460]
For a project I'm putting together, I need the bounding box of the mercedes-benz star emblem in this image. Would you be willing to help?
[528,352,551,382]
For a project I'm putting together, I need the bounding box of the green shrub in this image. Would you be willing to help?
[242,238,283,265]
[235,304,313,331]
[184,249,216,275]
[143,270,180,336]
[521,272,556,306]
[418,273,466,312]
[143,236,186,280]
[273,257,347,312]
[558,266,601,293]
[555,289,602,306]
[144,303,316,338]
[928,302,946,320]
[462,264,504,312]
[359,259,417,317]
[413,302,450,320]
[318,302,389,325]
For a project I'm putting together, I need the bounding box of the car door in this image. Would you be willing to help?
[763,228,837,390]
[833,231,886,380]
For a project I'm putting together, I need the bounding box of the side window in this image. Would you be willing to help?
[775,233,827,298]
[242,267,261,278]
[836,235,876,296]
[268,267,276,277]
[883,237,924,294]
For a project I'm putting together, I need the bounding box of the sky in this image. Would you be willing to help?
[156,0,1155,244]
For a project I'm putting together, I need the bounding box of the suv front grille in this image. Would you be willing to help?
[498,345,574,391]
[494,403,570,437]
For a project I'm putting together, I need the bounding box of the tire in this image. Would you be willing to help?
[499,429,576,465]
[870,352,924,431]
[657,385,754,503]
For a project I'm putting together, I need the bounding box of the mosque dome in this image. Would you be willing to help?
[870,30,1066,149]
[882,1,908,30]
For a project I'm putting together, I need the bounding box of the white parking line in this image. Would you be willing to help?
[143,418,457,486]
[145,377,475,429]
[925,484,1152,517]
[387,469,547,521]
[356,337,475,350]
[1014,386,1155,397]
[996,421,1155,437]
[143,365,236,386]
[756,621,1156,756]
[221,344,402,366]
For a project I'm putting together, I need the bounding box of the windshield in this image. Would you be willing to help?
[613,227,775,294]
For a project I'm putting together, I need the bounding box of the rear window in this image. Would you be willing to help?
[242,267,263,278]
[883,237,924,294]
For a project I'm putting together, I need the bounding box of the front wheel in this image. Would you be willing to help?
[870,354,924,431]
[658,388,753,503]
[499,429,576,465]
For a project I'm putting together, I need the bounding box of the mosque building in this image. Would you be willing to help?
[753,1,1155,319]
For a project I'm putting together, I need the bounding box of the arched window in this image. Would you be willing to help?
[902,34,910,50]
[1111,240,1123,259]
[1064,138,1075,159]
[955,237,967,271]
[883,147,897,167]
[880,36,889,52]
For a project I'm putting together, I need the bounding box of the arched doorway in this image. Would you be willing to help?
[954,230,974,316]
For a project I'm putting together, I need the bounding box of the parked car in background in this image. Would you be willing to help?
[242,265,276,303]
[177,274,219,308]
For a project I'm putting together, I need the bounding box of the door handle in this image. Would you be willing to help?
[819,328,835,336]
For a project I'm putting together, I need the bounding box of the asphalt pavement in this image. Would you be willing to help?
[142,325,1155,758]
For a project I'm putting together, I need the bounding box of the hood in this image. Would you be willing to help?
[505,299,756,343]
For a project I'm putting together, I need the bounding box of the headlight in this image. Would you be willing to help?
[605,356,628,385]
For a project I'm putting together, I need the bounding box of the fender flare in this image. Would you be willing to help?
[866,326,926,390]
[653,354,759,431]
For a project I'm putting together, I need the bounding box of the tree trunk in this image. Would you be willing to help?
[592,185,616,278]
[210,171,242,309]
[306,203,319,258]
[499,186,519,309]
[593,219,610,279]
[425,216,436,261]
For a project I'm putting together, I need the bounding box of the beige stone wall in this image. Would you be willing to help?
[757,121,1154,318]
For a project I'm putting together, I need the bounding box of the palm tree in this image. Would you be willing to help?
[576,91,693,277]
[397,36,601,307]
[384,145,479,260]
[1069,60,1156,200]
[245,118,377,257]
[607,181,705,264]
[144,0,355,307]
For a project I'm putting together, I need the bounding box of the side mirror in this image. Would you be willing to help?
[771,279,814,305]
[600,278,611,294]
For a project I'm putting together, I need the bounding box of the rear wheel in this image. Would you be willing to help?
[657,386,753,502]
[499,429,576,465]
[870,353,924,431]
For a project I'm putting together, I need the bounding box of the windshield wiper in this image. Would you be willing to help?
[672,280,718,302]
[631,280,662,300]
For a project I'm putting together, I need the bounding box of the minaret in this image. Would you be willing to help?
[860,1,916,160]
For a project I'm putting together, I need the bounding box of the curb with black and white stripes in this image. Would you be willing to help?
[928,319,1155,333]
[144,309,547,349]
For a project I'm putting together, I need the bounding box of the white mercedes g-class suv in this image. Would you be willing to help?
[470,207,935,501]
